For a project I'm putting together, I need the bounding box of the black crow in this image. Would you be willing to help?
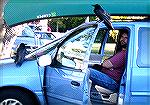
[14,43,27,67]
[92,4,114,30]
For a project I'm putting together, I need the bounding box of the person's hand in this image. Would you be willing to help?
[102,59,113,69]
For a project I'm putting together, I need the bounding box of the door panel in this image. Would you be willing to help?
[131,68,150,91]
[131,68,150,105]
[45,25,100,105]
[130,27,150,105]
[46,67,87,104]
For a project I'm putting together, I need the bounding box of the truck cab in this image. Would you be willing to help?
[0,20,150,105]
[90,21,150,105]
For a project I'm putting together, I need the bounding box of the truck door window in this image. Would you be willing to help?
[91,30,106,54]
[90,29,106,64]
[137,27,150,67]
[90,30,118,63]
[56,27,96,69]
[102,30,118,61]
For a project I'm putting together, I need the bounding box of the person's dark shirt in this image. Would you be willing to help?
[101,50,126,83]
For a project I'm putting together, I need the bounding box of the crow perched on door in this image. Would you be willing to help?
[14,43,27,67]
[92,4,114,30]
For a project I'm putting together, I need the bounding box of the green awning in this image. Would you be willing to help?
[4,0,150,26]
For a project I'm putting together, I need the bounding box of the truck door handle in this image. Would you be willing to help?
[71,81,80,87]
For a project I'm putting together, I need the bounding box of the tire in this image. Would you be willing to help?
[0,89,37,105]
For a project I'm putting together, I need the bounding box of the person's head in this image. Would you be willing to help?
[119,30,128,49]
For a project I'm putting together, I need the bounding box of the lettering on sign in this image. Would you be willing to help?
[37,12,57,18]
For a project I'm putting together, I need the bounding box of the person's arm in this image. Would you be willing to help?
[102,50,126,69]
[102,59,113,68]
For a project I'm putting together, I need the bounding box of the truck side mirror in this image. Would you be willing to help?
[38,54,52,67]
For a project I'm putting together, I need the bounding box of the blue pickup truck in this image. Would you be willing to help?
[0,20,150,105]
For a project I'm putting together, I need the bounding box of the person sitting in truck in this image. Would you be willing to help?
[89,30,128,91]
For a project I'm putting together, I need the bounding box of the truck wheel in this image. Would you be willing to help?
[0,89,37,105]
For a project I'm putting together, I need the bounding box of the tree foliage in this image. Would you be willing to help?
[48,17,87,32]
[48,16,97,32]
